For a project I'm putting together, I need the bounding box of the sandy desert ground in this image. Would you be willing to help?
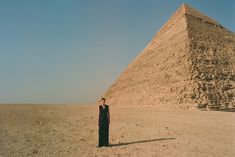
[0,104,234,157]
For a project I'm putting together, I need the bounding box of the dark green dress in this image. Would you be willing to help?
[98,104,109,147]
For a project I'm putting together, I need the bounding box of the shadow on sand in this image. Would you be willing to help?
[199,108,235,112]
[219,108,235,112]
[108,137,175,147]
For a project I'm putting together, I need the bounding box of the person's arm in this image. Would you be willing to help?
[98,106,100,126]
[107,106,110,124]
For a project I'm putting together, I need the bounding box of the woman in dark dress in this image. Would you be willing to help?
[98,98,110,147]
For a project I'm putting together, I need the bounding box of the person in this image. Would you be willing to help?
[97,98,110,147]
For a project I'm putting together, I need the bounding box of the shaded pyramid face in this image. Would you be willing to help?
[103,4,235,110]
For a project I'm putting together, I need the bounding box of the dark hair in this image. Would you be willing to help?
[100,97,106,101]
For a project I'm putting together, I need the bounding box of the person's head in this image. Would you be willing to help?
[100,98,106,105]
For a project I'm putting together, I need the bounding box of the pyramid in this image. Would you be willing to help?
[103,4,235,110]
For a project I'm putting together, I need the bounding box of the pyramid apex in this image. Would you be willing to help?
[181,3,188,8]
[172,3,192,16]
[155,3,220,36]
[180,3,191,13]
[179,3,219,25]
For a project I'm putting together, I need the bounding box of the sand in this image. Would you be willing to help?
[0,104,234,157]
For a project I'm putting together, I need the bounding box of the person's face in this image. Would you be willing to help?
[100,99,105,105]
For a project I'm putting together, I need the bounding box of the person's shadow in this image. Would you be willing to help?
[108,137,175,147]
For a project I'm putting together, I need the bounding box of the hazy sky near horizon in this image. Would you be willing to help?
[0,0,234,104]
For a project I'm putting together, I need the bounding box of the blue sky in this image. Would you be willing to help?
[0,0,234,104]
